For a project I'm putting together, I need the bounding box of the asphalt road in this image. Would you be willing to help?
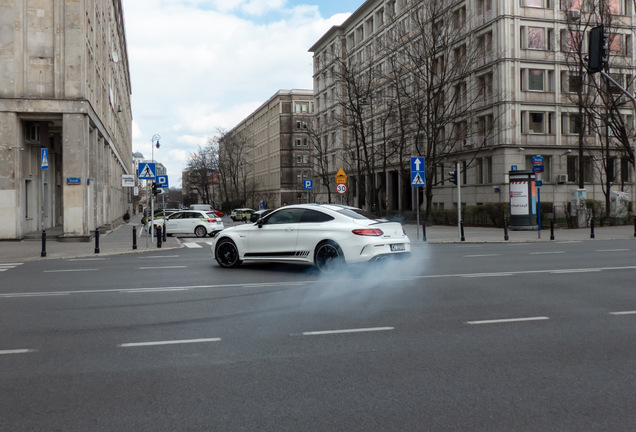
[1,240,636,431]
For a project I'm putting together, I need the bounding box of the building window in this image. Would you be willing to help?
[567,156,577,183]
[621,157,631,183]
[527,27,545,49]
[529,112,544,133]
[296,138,302,146]
[528,69,545,91]
[295,102,310,113]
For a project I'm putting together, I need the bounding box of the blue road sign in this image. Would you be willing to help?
[157,175,169,187]
[138,162,156,180]
[41,148,49,169]
[511,165,518,171]
[410,156,425,187]
[531,156,544,163]
[303,180,313,190]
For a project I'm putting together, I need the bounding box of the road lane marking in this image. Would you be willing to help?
[43,269,99,273]
[0,263,24,266]
[466,316,549,325]
[596,249,630,252]
[138,266,188,270]
[119,338,221,347]
[0,349,36,355]
[529,251,565,255]
[302,327,394,336]
[549,269,601,274]
[125,288,190,293]
[464,254,501,258]
[610,311,636,315]
[183,243,203,248]
[461,273,514,278]
[69,258,107,261]
[1,268,635,299]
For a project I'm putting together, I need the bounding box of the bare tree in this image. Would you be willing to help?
[395,0,509,220]
[184,144,218,205]
[216,128,254,207]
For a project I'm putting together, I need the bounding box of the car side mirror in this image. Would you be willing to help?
[257,219,264,228]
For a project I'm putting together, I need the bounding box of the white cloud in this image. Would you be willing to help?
[123,0,350,188]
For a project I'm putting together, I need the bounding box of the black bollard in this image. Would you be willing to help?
[633,216,636,237]
[41,229,46,257]
[550,220,555,241]
[94,227,100,253]
[590,216,595,239]
[156,226,162,248]
[503,218,509,241]
[422,222,427,242]
[132,226,137,250]
[460,221,465,242]
[163,222,167,243]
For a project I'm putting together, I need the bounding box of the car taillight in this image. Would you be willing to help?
[352,228,383,236]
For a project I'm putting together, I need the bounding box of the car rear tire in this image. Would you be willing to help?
[194,225,207,238]
[215,238,242,268]
[314,240,344,272]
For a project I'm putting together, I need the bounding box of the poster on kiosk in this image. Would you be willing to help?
[508,170,537,230]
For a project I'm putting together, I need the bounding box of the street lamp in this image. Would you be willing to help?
[148,134,160,243]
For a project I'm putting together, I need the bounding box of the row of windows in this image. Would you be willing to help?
[522,0,629,15]
[520,111,633,135]
[521,27,632,55]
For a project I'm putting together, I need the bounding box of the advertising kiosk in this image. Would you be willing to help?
[509,170,537,230]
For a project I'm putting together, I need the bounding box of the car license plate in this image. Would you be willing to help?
[390,243,405,251]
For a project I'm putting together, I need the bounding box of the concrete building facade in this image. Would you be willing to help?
[0,0,133,239]
[220,90,314,209]
[309,0,635,218]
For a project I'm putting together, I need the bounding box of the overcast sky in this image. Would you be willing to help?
[122,0,362,188]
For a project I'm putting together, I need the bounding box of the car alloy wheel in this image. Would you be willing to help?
[194,225,207,238]
[215,238,242,268]
[314,240,344,272]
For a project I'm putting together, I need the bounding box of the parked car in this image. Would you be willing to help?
[211,204,411,272]
[211,209,225,217]
[147,210,224,238]
[249,209,273,222]
[141,209,177,225]
[230,208,254,222]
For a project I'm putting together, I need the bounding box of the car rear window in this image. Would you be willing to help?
[335,207,374,220]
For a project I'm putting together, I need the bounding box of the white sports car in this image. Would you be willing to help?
[211,204,411,272]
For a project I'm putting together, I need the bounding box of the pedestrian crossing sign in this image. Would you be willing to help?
[138,162,156,180]
[411,172,425,186]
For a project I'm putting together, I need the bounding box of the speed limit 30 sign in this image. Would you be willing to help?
[336,183,347,194]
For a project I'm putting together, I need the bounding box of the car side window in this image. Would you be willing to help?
[300,209,334,223]
[266,209,303,225]
[171,213,184,219]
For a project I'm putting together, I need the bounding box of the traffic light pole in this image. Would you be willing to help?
[456,161,461,240]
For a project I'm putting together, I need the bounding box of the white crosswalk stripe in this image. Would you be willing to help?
[0,263,24,272]
[183,243,203,248]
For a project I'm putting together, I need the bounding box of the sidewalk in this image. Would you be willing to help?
[0,214,634,263]
[402,222,636,244]
[0,212,180,263]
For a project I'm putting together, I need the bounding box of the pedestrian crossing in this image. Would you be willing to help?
[0,263,24,272]
[182,241,215,249]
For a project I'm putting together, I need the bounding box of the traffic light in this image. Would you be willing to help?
[587,25,608,74]
[152,182,158,195]
[448,171,457,185]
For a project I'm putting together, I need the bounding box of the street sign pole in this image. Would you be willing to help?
[40,148,48,257]
[457,161,462,240]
